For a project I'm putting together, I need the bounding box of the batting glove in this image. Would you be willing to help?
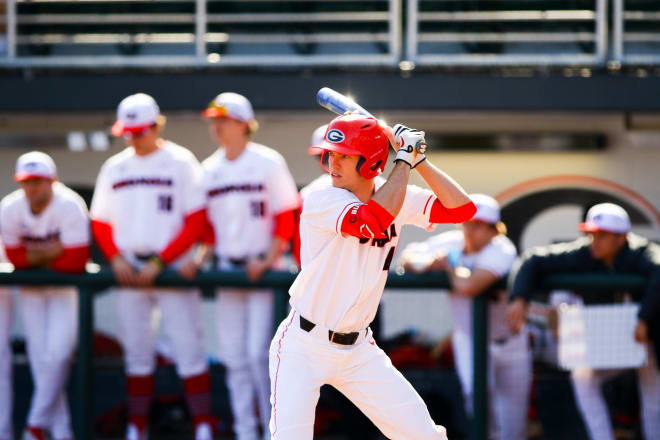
[392,124,427,169]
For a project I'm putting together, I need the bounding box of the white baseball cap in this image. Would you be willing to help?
[111,93,161,137]
[579,203,631,234]
[470,194,500,224]
[308,124,328,155]
[202,92,255,123]
[14,151,57,181]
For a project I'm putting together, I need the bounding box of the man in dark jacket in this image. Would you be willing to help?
[506,203,660,440]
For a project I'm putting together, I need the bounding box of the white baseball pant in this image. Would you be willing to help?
[216,288,273,440]
[0,288,12,440]
[570,344,660,440]
[20,287,78,439]
[452,330,531,440]
[115,288,207,377]
[269,310,448,440]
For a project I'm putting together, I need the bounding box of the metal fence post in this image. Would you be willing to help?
[471,295,488,440]
[75,285,94,440]
[6,0,16,59]
[195,0,207,58]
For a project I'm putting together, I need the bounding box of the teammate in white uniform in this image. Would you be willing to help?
[200,92,299,440]
[90,94,213,440]
[399,194,530,440]
[0,151,90,440]
[0,240,13,440]
[269,115,477,439]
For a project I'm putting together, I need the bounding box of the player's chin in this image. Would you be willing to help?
[330,174,346,188]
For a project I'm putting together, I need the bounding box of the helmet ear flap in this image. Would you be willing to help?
[321,150,330,172]
[356,156,366,177]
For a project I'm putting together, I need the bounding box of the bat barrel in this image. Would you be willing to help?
[317,87,373,118]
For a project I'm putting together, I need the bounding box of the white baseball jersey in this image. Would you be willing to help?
[90,141,204,265]
[0,181,89,252]
[409,229,517,340]
[299,173,332,201]
[202,142,299,260]
[290,178,437,332]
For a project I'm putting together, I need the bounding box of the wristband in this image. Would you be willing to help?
[149,255,165,270]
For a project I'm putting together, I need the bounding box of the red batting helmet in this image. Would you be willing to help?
[320,114,389,179]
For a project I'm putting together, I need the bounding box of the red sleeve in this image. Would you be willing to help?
[429,200,477,224]
[340,200,394,239]
[5,246,29,269]
[51,246,89,273]
[292,206,302,266]
[91,219,120,262]
[273,208,296,241]
[202,216,215,246]
[159,208,207,264]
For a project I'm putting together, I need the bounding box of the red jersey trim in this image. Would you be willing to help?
[423,195,435,215]
[91,219,120,262]
[273,208,296,241]
[4,246,28,269]
[429,200,477,224]
[335,202,361,234]
[160,208,207,264]
[51,245,89,273]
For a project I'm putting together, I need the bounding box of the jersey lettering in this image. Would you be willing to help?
[112,177,173,190]
[359,224,397,248]
[158,194,173,212]
[250,200,266,218]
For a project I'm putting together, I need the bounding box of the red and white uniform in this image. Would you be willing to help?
[1,182,90,440]
[90,141,211,433]
[403,230,530,440]
[0,241,12,440]
[202,142,299,440]
[270,180,457,440]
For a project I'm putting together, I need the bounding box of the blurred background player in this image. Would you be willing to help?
[0,151,90,440]
[199,92,299,440]
[0,239,12,440]
[507,203,660,440]
[399,194,530,440]
[90,93,213,440]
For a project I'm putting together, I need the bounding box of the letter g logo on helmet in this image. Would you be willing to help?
[326,129,345,143]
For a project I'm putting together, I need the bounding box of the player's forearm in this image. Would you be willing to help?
[415,160,472,209]
[260,237,288,268]
[26,247,63,267]
[371,162,411,217]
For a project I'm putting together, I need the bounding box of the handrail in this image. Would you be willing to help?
[1,0,400,68]
[406,0,608,67]
[0,267,647,440]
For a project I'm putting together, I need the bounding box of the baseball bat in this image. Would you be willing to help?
[317,87,374,118]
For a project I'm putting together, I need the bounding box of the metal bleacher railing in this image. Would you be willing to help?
[2,0,658,68]
[0,0,401,67]
[0,266,648,440]
[613,0,660,65]
[406,0,608,66]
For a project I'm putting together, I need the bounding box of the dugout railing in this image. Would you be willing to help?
[0,267,648,440]
[3,0,660,68]
[0,0,401,68]
[612,0,660,65]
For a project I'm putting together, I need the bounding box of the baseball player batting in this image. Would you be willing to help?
[400,194,531,440]
[1,151,90,440]
[268,113,477,439]
[90,93,213,440]
[0,240,12,440]
[200,92,300,440]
